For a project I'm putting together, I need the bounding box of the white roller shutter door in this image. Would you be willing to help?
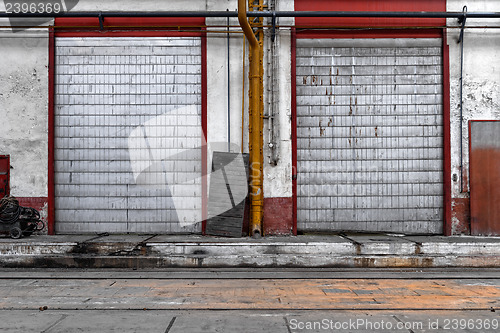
[296,38,444,234]
[54,37,203,234]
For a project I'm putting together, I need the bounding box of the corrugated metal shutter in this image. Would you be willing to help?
[296,38,444,234]
[54,37,203,234]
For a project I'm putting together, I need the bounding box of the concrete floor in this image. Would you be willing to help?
[0,309,499,333]
[0,269,499,332]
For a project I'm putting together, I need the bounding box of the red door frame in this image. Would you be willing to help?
[47,27,55,235]
[291,1,451,235]
[291,29,297,236]
[0,155,10,199]
[47,18,208,234]
[442,35,452,235]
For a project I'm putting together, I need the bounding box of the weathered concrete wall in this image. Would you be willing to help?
[0,31,48,197]
[447,0,500,233]
[205,0,247,159]
[263,0,293,199]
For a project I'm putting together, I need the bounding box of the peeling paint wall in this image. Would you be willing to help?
[0,31,48,197]
[205,0,248,161]
[447,0,500,233]
[263,0,293,199]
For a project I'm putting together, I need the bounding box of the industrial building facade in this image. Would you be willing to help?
[1,0,499,236]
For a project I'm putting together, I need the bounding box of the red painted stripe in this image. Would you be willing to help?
[263,197,293,235]
[0,155,10,198]
[55,31,203,38]
[296,29,442,39]
[291,29,298,236]
[16,197,48,212]
[442,31,452,236]
[55,17,205,27]
[468,121,472,234]
[47,27,55,235]
[55,17,205,37]
[296,0,446,12]
[295,0,446,32]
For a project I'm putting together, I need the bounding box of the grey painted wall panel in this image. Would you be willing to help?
[296,39,444,234]
[470,122,500,149]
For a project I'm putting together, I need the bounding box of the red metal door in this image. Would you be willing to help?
[470,121,500,235]
[0,155,10,199]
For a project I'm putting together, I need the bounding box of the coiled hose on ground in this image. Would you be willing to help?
[0,196,44,238]
[0,196,22,224]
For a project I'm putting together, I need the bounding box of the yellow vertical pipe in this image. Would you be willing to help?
[241,36,245,154]
[238,0,263,236]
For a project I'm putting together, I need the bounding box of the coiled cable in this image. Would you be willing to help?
[0,196,22,224]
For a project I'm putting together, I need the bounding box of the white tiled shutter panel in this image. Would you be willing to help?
[54,37,203,234]
[296,39,444,234]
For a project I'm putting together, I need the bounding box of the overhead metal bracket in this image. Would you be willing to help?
[271,11,277,43]
[98,12,104,31]
[458,6,467,44]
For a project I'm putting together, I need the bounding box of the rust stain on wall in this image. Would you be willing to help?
[319,120,325,137]
[263,197,293,236]
[451,197,470,235]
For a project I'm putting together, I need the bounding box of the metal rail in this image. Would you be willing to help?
[252,11,500,19]
[1,11,500,19]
